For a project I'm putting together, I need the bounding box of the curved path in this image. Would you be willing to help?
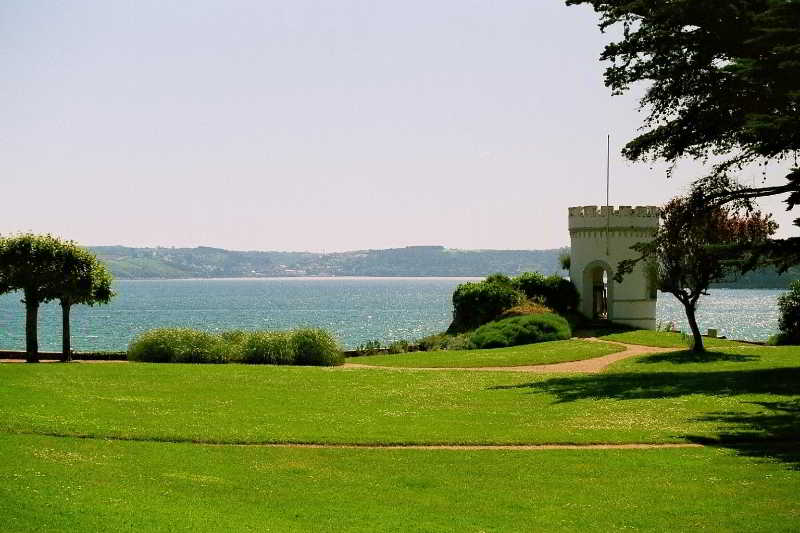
[342,338,680,374]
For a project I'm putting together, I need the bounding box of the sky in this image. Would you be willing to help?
[2,0,796,252]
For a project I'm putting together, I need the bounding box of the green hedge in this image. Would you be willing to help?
[513,272,579,313]
[775,280,800,345]
[448,276,525,333]
[128,328,343,366]
[447,272,579,334]
[470,313,571,349]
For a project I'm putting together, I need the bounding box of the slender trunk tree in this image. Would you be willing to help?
[677,294,704,353]
[24,292,40,363]
[61,300,72,362]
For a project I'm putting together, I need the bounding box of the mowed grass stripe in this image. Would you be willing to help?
[1,342,798,445]
[1,433,798,533]
[346,339,622,368]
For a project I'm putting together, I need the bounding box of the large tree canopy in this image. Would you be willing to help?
[568,0,800,267]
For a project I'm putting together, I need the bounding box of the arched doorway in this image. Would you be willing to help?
[582,261,614,321]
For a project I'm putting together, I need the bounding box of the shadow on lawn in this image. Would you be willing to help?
[687,400,800,470]
[490,367,800,468]
[634,350,759,364]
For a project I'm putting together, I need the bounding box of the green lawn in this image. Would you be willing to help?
[1,334,798,531]
[1,433,798,532]
[598,329,746,348]
[1,343,797,446]
[346,339,622,368]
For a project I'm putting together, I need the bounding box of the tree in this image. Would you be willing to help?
[0,234,65,362]
[616,197,777,352]
[775,280,800,344]
[53,244,114,362]
[567,0,800,269]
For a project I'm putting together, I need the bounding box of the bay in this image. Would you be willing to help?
[0,278,784,352]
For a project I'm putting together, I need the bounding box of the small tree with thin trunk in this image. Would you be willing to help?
[0,234,64,362]
[53,245,114,362]
[615,198,776,353]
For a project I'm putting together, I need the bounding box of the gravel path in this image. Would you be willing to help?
[342,338,680,373]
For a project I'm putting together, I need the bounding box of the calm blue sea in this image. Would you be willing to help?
[0,278,784,352]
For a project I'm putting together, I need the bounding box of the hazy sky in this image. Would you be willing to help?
[2,1,796,251]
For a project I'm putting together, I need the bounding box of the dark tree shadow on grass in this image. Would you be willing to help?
[490,368,800,468]
[634,350,759,364]
[686,400,800,470]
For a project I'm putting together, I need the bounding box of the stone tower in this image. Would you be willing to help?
[568,205,660,330]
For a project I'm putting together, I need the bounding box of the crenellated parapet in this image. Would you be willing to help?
[568,205,660,232]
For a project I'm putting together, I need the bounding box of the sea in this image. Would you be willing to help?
[0,278,785,352]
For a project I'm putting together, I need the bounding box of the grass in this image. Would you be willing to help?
[346,339,622,368]
[599,329,746,348]
[1,330,798,531]
[1,433,798,532]
[0,343,798,446]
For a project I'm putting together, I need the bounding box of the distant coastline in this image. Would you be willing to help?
[89,245,798,289]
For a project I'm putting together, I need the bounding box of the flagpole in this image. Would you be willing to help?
[606,134,610,256]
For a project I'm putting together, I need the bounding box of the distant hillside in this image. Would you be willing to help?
[90,245,567,280]
[89,245,800,287]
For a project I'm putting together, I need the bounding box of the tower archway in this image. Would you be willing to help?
[581,260,614,321]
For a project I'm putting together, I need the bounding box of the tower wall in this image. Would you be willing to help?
[568,205,660,329]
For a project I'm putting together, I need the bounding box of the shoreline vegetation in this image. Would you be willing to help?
[90,245,800,288]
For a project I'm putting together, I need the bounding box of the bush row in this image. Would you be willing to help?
[127,328,343,366]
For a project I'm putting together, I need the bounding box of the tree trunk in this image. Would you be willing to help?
[24,293,39,363]
[61,301,72,363]
[683,301,705,353]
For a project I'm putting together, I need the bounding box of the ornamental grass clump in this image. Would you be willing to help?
[470,313,571,349]
[127,328,231,363]
[291,328,344,366]
[241,332,295,364]
[128,328,343,366]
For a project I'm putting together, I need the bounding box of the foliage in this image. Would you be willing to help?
[616,197,776,352]
[416,332,474,351]
[774,280,800,345]
[470,313,571,349]
[559,251,571,271]
[290,328,344,366]
[386,340,410,354]
[448,277,525,333]
[240,332,295,364]
[567,0,800,270]
[514,272,579,314]
[127,328,343,366]
[127,328,232,364]
[0,234,73,360]
[499,300,554,319]
[347,338,621,368]
[448,272,579,334]
[354,340,383,356]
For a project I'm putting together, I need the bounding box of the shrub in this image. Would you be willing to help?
[128,327,343,365]
[354,340,383,356]
[499,299,553,319]
[387,340,410,354]
[417,333,450,351]
[448,278,525,333]
[513,272,579,314]
[127,328,231,364]
[469,313,571,349]
[291,328,344,366]
[241,331,295,364]
[775,280,800,345]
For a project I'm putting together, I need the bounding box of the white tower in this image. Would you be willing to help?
[568,205,660,330]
